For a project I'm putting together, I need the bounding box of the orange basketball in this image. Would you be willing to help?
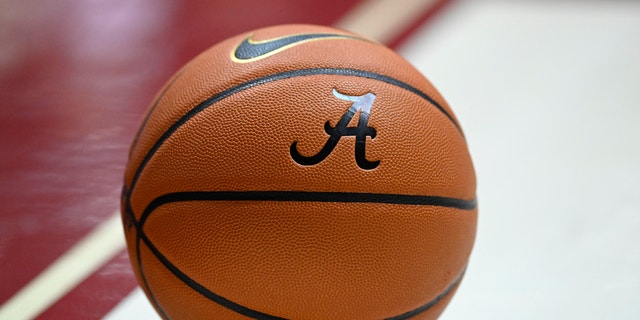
[121,24,476,320]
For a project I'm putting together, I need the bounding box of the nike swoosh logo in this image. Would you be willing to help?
[232,33,364,62]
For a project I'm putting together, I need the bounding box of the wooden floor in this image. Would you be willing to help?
[1,0,639,319]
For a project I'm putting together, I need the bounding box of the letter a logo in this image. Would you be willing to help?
[290,89,379,170]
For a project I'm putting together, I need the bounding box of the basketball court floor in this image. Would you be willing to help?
[1,0,639,319]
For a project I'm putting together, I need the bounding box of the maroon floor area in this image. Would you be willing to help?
[0,0,361,315]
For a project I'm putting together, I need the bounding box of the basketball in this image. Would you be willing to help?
[121,24,476,320]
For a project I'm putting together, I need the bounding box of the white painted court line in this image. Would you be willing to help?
[335,0,439,43]
[0,211,125,320]
[102,287,156,320]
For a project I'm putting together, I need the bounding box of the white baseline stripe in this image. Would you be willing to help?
[0,211,125,320]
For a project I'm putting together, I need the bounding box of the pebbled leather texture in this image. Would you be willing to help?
[122,24,477,320]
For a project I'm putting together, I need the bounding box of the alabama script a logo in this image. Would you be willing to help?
[290,89,379,170]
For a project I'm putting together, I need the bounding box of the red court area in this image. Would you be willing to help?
[0,1,449,318]
[0,0,361,317]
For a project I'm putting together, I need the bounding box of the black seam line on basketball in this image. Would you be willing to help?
[124,191,170,320]
[126,67,464,198]
[139,199,466,320]
[137,228,287,320]
[138,221,467,320]
[138,191,476,229]
[130,67,187,158]
[137,206,468,320]
[135,233,171,320]
[384,266,466,320]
